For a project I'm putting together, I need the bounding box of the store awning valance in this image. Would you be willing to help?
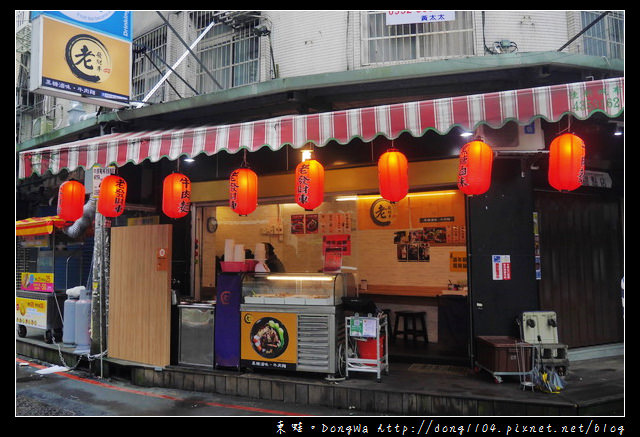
[16,216,70,237]
[18,77,623,179]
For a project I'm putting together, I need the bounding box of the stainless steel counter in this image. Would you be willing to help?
[178,303,215,367]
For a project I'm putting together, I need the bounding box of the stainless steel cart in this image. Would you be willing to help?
[345,313,389,382]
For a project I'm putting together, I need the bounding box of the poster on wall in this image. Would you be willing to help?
[492,255,512,280]
[322,234,351,256]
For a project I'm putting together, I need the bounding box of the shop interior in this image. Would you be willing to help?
[191,188,470,365]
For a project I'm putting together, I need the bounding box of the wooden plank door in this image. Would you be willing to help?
[108,224,172,367]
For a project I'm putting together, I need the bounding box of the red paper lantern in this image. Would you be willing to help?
[163,173,191,218]
[230,167,258,216]
[378,148,408,202]
[57,180,85,222]
[548,133,585,191]
[97,175,127,217]
[295,159,324,211]
[457,140,493,195]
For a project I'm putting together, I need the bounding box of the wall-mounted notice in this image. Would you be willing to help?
[492,255,511,281]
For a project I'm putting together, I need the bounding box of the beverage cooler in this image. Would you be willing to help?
[240,273,356,377]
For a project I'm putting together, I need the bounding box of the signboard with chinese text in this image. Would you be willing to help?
[30,14,131,108]
[386,11,455,25]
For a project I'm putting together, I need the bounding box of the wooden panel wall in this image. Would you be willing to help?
[535,192,623,347]
[108,224,172,367]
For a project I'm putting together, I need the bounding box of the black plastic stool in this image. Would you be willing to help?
[393,311,428,342]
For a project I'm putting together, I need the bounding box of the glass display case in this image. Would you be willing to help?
[242,273,355,306]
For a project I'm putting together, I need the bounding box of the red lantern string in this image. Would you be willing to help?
[230,167,258,216]
[548,133,585,191]
[378,148,408,202]
[163,173,191,218]
[295,159,324,211]
[457,140,493,196]
[57,180,85,222]
[97,175,127,217]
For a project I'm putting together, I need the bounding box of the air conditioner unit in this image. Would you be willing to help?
[476,119,545,151]
[32,116,53,137]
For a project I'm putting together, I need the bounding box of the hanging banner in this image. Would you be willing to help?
[492,255,512,281]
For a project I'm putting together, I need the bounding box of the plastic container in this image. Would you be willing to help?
[358,336,385,365]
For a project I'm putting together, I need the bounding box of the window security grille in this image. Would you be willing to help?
[363,11,475,65]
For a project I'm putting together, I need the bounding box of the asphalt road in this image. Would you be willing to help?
[15,357,367,417]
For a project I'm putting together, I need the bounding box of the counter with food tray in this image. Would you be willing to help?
[239,272,355,377]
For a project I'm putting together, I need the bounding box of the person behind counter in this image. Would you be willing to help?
[264,242,285,272]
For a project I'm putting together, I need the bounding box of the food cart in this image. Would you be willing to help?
[16,216,91,343]
[239,272,356,378]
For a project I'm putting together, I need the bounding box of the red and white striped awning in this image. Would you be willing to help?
[18,77,623,179]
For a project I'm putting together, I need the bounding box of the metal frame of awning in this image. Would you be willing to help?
[18,77,623,179]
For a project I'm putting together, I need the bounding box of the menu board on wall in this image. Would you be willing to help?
[291,213,351,234]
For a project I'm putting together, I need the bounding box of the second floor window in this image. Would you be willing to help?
[192,12,260,93]
[363,11,475,65]
[580,11,624,60]
[132,25,168,103]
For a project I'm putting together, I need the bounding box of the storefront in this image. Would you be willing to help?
[17,77,624,373]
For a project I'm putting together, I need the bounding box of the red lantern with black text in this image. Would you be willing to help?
[548,133,585,191]
[378,148,408,202]
[295,159,324,211]
[57,180,85,222]
[230,167,258,216]
[97,175,127,217]
[457,140,493,195]
[163,173,191,218]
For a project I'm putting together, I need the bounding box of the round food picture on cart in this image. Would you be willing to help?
[250,317,289,358]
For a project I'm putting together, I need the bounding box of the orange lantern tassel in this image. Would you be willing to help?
[97,175,127,217]
[163,173,191,218]
[295,159,324,211]
[57,180,85,222]
[548,133,585,191]
[230,167,258,216]
[457,140,493,196]
[378,148,408,202]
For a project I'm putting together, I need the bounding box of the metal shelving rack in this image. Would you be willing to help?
[345,313,389,382]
